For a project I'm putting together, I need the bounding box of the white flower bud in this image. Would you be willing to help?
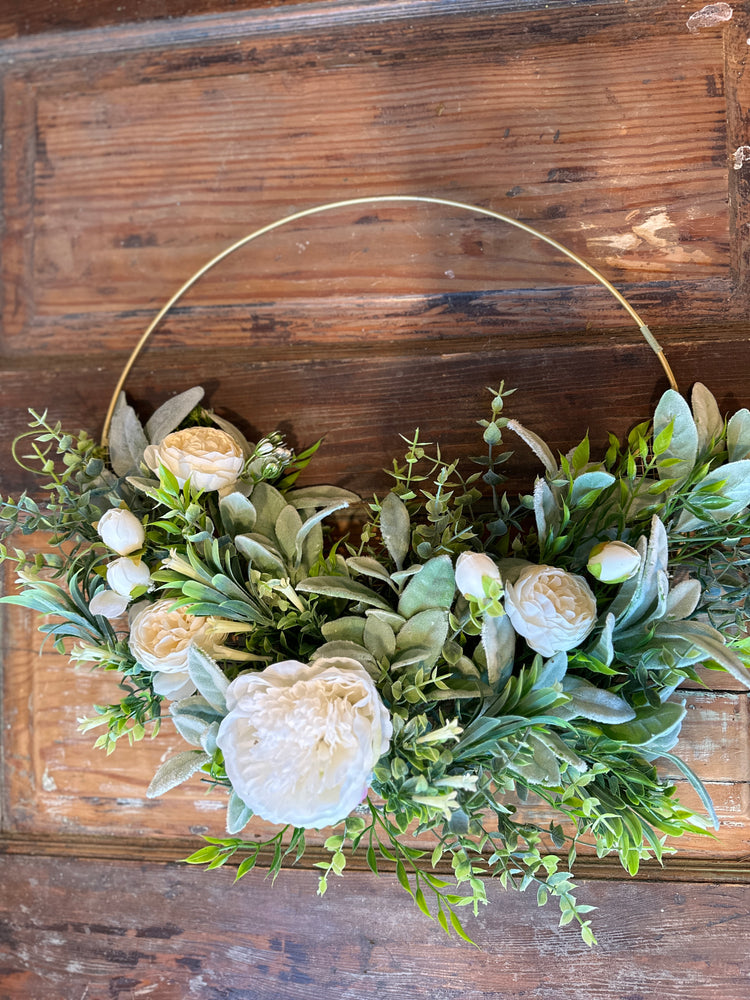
[97,508,145,556]
[106,557,151,598]
[455,551,501,600]
[587,541,641,584]
[89,589,130,619]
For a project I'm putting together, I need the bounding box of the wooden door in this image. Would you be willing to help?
[1,2,749,996]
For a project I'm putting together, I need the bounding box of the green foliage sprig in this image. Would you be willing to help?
[3,381,750,946]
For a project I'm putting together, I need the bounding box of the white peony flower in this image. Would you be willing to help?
[97,508,145,556]
[587,540,641,584]
[143,427,244,492]
[128,599,215,676]
[504,564,597,657]
[216,656,393,829]
[455,551,501,600]
[89,588,130,620]
[106,557,151,598]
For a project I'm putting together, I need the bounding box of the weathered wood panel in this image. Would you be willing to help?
[1,855,749,1000]
[2,1,750,995]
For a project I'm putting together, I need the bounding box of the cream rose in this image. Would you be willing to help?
[97,508,145,556]
[455,551,501,600]
[504,565,597,657]
[216,657,393,829]
[143,427,244,492]
[128,599,215,678]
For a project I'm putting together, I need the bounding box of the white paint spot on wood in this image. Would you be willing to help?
[687,3,734,33]
[586,232,641,252]
[733,145,750,170]
[41,768,57,791]
[586,208,712,268]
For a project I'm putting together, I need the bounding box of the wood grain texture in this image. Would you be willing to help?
[0,855,749,1000]
[2,1,750,993]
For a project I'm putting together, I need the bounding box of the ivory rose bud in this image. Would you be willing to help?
[455,551,501,600]
[216,657,393,829]
[106,557,151,598]
[89,588,129,620]
[587,540,641,585]
[97,508,145,556]
[143,427,244,493]
[128,599,215,677]
[504,565,597,658]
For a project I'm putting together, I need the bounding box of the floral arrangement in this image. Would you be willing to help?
[3,376,750,945]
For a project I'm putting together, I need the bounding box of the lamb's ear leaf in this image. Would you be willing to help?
[653,389,697,483]
[109,392,149,477]
[146,750,210,798]
[556,676,635,723]
[187,645,229,713]
[691,382,723,452]
[379,492,411,571]
[226,790,253,834]
[145,387,205,444]
[727,408,750,462]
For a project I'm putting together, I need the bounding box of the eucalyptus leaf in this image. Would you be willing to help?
[144,387,205,444]
[653,389,698,483]
[380,492,411,571]
[146,750,210,798]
